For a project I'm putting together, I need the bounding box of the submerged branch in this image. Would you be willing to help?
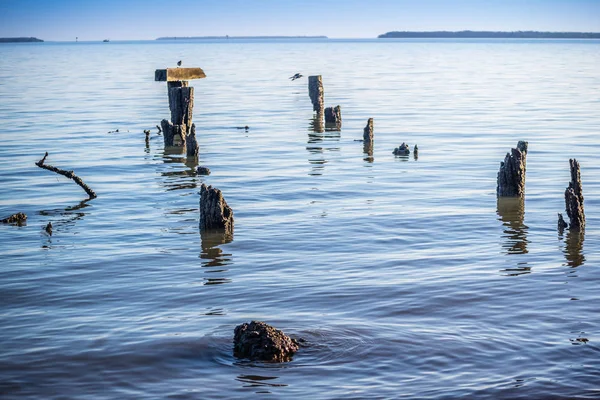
[35,152,97,199]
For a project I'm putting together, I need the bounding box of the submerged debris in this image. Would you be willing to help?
[197,166,211,175]
[1,212,27,226]
[233,321,300,362]
[393,142,410,156]
[36,152,97,200]
[558,213,568,232]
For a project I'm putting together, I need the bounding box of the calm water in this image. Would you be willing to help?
[1,38,599,399]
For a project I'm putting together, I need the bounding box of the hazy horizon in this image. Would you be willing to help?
[1,0,599,42]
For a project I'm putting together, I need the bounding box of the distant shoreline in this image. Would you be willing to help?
[379,31,600,39]
[156,35,328,40]
[0,37,43,43]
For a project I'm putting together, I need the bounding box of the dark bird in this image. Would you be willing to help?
[289,73,303,81]
[177,60,182,67]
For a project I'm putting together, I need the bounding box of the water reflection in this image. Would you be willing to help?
[309,115,324,133]
[497,197,529,255]
[363,141,374,163]
[236,374,287,388]
[561,228,585,268]
[306,124,340,176]
[38,200,91,249]
[160,147,199,191]
[200,230,233,285]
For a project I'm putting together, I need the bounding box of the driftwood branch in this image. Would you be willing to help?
[35,152,97,199]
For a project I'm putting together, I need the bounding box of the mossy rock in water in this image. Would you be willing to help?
[393,142,410,156]
[233,321,299,362]
[1,212,27,226]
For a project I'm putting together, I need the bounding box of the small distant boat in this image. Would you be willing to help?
[103,39,109,42]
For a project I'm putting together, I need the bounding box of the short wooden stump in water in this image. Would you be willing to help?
[233,321,299,362]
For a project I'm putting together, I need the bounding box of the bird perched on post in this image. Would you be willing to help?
[289,73,303,81]
[177,60,182,67]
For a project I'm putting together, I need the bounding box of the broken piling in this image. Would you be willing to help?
[496,141,528,197]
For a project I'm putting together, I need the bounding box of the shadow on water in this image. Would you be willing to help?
[200,230,233,285]
[560,228,585,268]
[497,197,529,255]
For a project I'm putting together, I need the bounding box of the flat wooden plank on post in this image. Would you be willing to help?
[155,67,206,82]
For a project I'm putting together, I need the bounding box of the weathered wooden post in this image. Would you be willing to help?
[155,67,206,156]
[308,75,324,132]
[324,105,342,130]
[496,141,528,197]
[199,184,234,234]
[362,118,374,161]
[363,118,374,143]
[308,75,324,115]
[559,158,585,230]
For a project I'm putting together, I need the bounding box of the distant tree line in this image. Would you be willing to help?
[0,37,43,43]
[378,31,600,39]
[156,36,328,40]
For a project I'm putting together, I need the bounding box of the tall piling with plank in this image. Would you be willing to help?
[155,67,206,156]
[497,141,528,197]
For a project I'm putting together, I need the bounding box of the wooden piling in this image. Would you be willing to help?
[496,141,528,197]
[324,105,342,130]
[308,75,324,116]
[363,118,374,143]
[199,184,234,233]
[562,158,585,230]
[155,68,205,157]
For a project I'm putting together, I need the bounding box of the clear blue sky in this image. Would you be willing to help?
[1,0,599,41]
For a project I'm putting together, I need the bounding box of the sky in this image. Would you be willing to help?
[0,0,599,41]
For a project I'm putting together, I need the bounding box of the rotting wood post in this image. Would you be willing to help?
[496,141,528,197]
[363,118,374,161]
[560,158,585,230]
[324,105,342,130]
[363,118,374,143]
[199,184,234,234]
[155,67,205,156]
[308,75,324,117]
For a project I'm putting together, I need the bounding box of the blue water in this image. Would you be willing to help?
[1,38,599,399]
